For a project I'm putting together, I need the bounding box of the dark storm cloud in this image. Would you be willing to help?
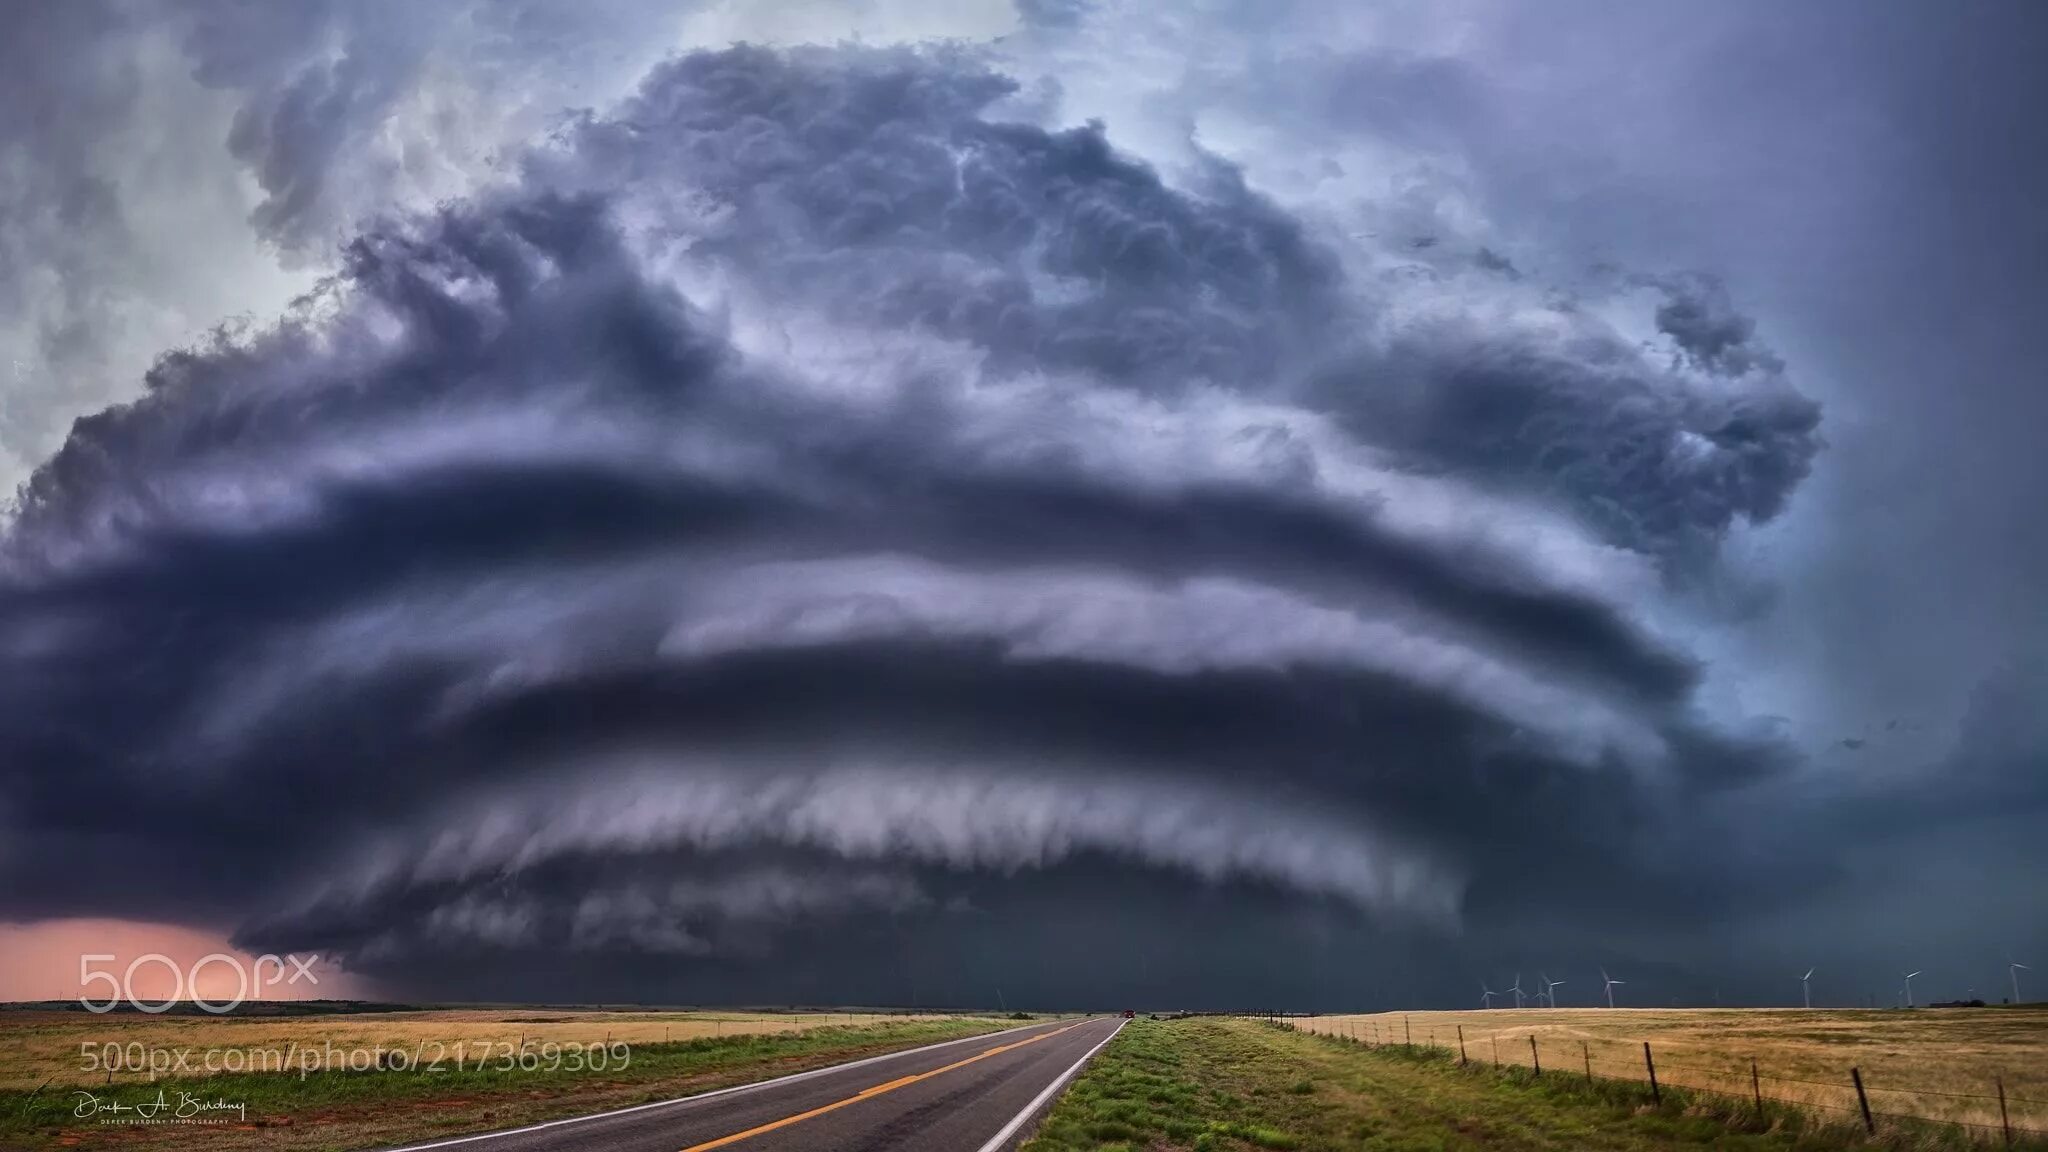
[1650,274,1780,378]
[1315,277,1820,563]
[560,44,1823,574]
[1155,25,1827,565]
[0,40,1834,1004]
[554,45,1345,392]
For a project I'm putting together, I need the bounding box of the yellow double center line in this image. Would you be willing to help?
[677,1021,1089,1152]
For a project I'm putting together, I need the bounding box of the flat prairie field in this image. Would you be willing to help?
[1299,1006,2048,1135]
[0,1010,1016,1151]
[0,1006,955,1090]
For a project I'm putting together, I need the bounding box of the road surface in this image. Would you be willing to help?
[379,1016,1124,1152]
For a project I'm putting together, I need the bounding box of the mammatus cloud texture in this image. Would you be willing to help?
[4,3,2044,1009]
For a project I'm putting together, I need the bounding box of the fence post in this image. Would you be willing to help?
[1458,1025,1467,1066]
[1644,1042,1659,1103]
[1584,1041,1592,1082]
[1997,1076,2011,1147]
[1405,1015,1412,1048]
[1751,1057,1762,1116]
[1492,1035,1500,1067]
[1430,1029,1436,1053]
[1851,1068,1874,1134]
[1530,1035,1540,1076]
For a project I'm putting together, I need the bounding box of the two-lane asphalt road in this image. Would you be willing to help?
[381,1016,1124,1152]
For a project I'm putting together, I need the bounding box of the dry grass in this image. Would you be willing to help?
[1297,1006,2048,1139]
[0,1007,952,1090]
[1026,1017,2029,1152]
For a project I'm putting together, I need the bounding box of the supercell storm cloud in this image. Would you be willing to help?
[2,4,2043,1009]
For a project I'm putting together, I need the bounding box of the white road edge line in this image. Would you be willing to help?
[370,1019,1065,1152]
[972,1017,1127,1152]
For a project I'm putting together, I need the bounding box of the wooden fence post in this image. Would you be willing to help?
[1584,1041,1592,1082]
[1997,1076,2011,1147]
[1643,1042,1659,1103]
[1529,1035,1540,1076]
[1751,1057,1762,1115]
[1492,1035,1500,1067]
[1458,1025,1467,1066]
[1851,1068,1874,1134]
[1405,1015,1412,1048]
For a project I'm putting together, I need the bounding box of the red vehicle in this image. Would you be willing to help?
[1121,1009,1136,1018]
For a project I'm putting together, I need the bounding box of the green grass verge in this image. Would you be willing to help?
[0,1017,1011,1150]
[1022,1018,2045,1152]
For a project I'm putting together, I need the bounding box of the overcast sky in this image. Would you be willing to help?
[2,0,2043,1012]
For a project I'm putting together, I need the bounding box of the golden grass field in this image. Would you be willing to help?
[0,1007,957,1092]
[1298,1006,2048,1138]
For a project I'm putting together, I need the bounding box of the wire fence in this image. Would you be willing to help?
[1251,1013,2047,1148]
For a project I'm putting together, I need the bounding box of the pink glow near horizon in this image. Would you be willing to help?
[0,919,368,1005]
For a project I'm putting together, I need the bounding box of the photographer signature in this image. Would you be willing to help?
[71,1089,247,1122]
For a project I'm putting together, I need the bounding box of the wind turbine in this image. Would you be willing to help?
[1539,972,1564,1008]
[1903,970,1922,1008]
[1802,967,1814,1009]
[2012,960,2031,1004]
[1509,973,1526,1009]
[1547,975,1566,1008]
[1481,982,1499,1009]
[1601,967,1624,1009]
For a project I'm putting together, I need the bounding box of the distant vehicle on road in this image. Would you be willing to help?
[1121,1009,1136,1018]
